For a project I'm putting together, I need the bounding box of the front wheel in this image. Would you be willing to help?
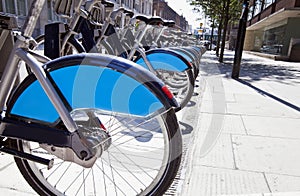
[135,49,195,110]
[157,68,194,110]
[9,54,182,196]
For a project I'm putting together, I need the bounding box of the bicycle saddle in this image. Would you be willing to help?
[101,0,114,7]
[135,15,164,25]
[123,8,134,18]
[163,20,175,27]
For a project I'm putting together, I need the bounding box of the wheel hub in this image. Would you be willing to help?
[41,109,111,168]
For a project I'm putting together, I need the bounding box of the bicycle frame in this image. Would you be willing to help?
[0,1,185,194]
[0,0,103,168]
[0,0,77,132]
[52,0,110,56]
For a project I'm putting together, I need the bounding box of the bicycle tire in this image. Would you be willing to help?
[34,34,85,56]
[169,47,200,79]
[158,68,194,111]
[7,54,182,196]
[135,49,195,110]
[26,34,85,75]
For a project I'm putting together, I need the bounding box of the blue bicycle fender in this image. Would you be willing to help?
[170,49,193,63]
[7,54,178,124]
[135,49,191,72]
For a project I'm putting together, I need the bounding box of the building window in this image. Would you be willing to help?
[5,0,16,14]
[253,0,262,16]
[17,0,27,16]
[0,0,28,16]
[264,0,274,9]
[47,0,59,21]
[261,25,286,55]
[248,5,254,20]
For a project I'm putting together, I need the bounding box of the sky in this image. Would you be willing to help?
[165,0,208,30]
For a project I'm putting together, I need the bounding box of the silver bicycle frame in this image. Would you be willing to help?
[59,0,105,54]
[0,0,77,132]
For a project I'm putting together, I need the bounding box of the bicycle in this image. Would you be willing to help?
[33,2,197,111]
[0,0,182,195]
[121,15,197,109]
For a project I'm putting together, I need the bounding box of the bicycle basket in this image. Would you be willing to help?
[89,4,105,26]
[54,0,75,17]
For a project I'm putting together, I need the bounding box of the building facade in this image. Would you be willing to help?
[244,0,300,61]
[111,0,153,15]
[0,0,154,37]
[152,0,189,31]
[0,0,66,37]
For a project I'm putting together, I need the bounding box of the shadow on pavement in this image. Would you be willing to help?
[179,121,193,135]
[201,51,300,84]
[201,51,300,113]
[236,79,300,113]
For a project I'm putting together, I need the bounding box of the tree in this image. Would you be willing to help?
[190,0,224,52]
[190,0,242,62]
[219,0,241,62]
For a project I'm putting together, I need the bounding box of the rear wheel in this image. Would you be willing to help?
[14,108,181,195]
[10,55,182,196]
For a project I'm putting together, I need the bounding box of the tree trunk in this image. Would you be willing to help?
[216,17,223,57]
[232,0,250,79]
[216,0,226,57]
[219,0,230,62]
[210,19,215,50]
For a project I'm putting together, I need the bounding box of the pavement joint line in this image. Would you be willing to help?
[262,172,272,193]
[191,131,300,141]
[0,161,14,171]
[230,133,300,141]
[195,164,300,178]
[199,111,300,119]
[207,132,300,141]
[192,164,276,175]
[230,133,238,170]
[240,115,249,135]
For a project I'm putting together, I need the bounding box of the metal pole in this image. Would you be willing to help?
[232,0,249,79]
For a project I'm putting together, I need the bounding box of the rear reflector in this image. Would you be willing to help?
[162,85,174,99]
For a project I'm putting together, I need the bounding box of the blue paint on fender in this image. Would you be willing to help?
[136,52,188,72]
[11,65,164,123]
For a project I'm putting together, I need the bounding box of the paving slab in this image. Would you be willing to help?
[180,50,300,196]
[182,166,270,196]
[227,93,300,118]
[221,78,257,96]
[0,154,35,195]
[232,135,300,176]
[250,80,300,109]
[221,114,247,135]
[265,173,300,193]
[221,194,263,196]
[242,116,300,139]
[0,187,35,196]
[192,131,235,169]
[264,192,300,196]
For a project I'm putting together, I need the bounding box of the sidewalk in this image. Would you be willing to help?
[179,50,300,196]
